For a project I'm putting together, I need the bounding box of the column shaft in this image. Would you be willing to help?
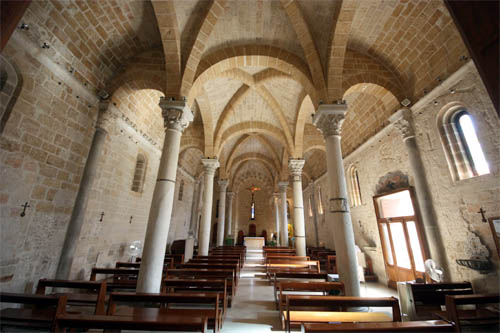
[198,159,219,255]
[216,180,228,246]
[137,100,192,293]
[313,104,360,296]
[226,192,235,239]
[56,125,107,279]
[289,160,306,256]
[310,182,320,247]
[279,182,289,247]
[273,194,280,245]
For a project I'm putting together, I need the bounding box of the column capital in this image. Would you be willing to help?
[95,100,115,131]
[227,191,235,198]
[312,104,347,138]
[288,159,305,176]
[278,181,288,192]
[159,98,193,132]
[389,108,415,140]
[218,178,229,189]
[201,158,219,176]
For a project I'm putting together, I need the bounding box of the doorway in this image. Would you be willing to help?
[373,188,427,289]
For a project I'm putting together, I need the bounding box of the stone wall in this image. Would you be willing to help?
[304,62,500,292]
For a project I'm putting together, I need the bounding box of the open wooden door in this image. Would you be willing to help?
[373,188,427,289]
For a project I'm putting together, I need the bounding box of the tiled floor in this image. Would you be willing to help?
[221,250,397,332]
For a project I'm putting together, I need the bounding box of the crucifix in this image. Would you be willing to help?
[99,212,105,222]
[478,207,487,223]
[247,185,261,220]
[20,202,30,217]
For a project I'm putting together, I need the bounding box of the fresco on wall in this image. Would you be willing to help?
[375,171,409,195]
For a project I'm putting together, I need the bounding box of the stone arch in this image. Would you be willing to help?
[294,93,316,157]
[0,54,22,134]
[343,82,400,115]
[228,153,279,179]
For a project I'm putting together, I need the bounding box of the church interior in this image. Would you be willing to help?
[0,0,499,332]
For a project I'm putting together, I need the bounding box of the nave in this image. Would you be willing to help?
[2,245,498,332]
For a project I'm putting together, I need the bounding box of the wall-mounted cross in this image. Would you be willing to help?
[20,202,30,217]
[99,212,105,222]
[129,216,133,224]
[478,207,487,222]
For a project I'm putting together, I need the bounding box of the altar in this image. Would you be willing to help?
[244,237,265,250]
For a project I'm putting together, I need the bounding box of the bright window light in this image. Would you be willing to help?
[458,114,490,176]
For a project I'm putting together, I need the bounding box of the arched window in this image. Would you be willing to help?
[0,55,22,134]
[317,186,324,215]
[131,153,147,193]
[308,195,313,217]
[438,105,490,180]
[178,179,184,201]
[348,165,362,207]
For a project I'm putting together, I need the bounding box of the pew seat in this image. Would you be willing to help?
[302,320,455,332]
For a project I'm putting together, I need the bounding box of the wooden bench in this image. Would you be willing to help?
[285,295,401,332]
[109,292,221,332]
[182,262,240,279]
[272,272,329,303]
[302,320,455,332]
[0,292,67,331]
[197,255,243,268]
[209,251,245,265]
[266,260,321,280]
[162,279,228,322]
[56,313,208,332]
[35,279,107,315]
[89,267,140,285]
[444,293,500,331]
[117,257,174,269]
[326,255,337,274]
[136,255,184,267]
[277,281,345,329]
[398,282,474,320]
[165,268,236,306]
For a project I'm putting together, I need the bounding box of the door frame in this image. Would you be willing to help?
[373,187,429,289]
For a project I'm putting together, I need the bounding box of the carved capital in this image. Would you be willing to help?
[159,98,193,132]
[288,159,305,178]
[312,104,347,138]
[201,158,219,176]
[227,191,235,200]
[95,100,115,131]
[218,179,229,190]
[389,108,415,140]
[278,181,288,192]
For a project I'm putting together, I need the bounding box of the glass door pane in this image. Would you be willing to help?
[389,222,411,269]
[407,221,425,272]
[381,223,394,265]
[377,190,415,218]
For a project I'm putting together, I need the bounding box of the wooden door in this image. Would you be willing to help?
[373,188,427,289]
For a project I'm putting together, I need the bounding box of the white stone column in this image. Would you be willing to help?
[310,181,320,247]
[390,108,449,276]
[185,178,201,262]
[194,179,204,244]
[198,159,219,256]
[216,179,228,246]
[226,192,235,239]
[137,99,193,293]
[278,181,289,247]
[56,101,111,280]
[233,192,239,244]
[273,193,280,245]
[289,159,307,256]
[313,104,360,296]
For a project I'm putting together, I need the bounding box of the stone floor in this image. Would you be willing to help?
[221,249,397,333]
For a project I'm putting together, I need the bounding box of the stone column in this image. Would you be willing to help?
[56,101,112,280]
[289,159,307,256]
[390,108,449,276]
[310,181,320,247]
[194,179,204,244]
[216,179,228,246]
[273,193,281,245]
[233,192,239,244]
[185,178,201,262]
[225,192,235,239]
[313,104,360,296]
[198,159,219,256]
[278,181,289,247]
[136,99,193,293]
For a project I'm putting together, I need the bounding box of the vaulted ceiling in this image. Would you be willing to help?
[29,0,469,191]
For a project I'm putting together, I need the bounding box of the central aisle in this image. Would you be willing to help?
[221,249,285,333]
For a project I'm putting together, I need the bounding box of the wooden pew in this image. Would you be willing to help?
[265,256,310,262]
[117,257,174,269]
[89,267,140,285]
[272,272,329,303]
[277,281,345,329]
[165,268,236,306]
[444,293,500,332]
[35,279,107,315]
[209,251,245,265]
[0,292,67,331]
[326,255,337,274]
[303,320,455,332]
[56,313,208,332]
[266,260,321,280]
[398,282,474,320]
[181,262,240,279]
[108,292,221,332]
[189,258,240,268]
[162,279,228,323]
[285,295,402,333]
[136,255,183,267]
[197,255,243,268]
